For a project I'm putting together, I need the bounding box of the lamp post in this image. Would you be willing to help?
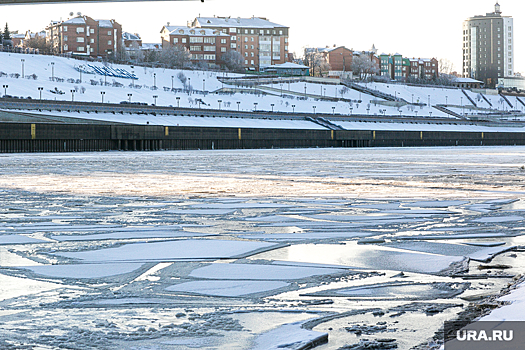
[429,111,433,117]
[271,103,274,112]
[313,106,316,114]
[70,89,75,102]
[292,104,296,113]
[153,73,157,90]
[38,87,43,100]
[203,79,205,92]
[254,102,258,111]
[237,101,241,111]
[428,94,431,107]
[176,96,180,108]
[21,59,25,78]
[350,106,353,115]
[79,67,82,83]
[128,93,132,103]
[131,66,135,88]
[153,95,158,106]
[445,95,448,106]
[332,106,336,114]
[2,84,7,96]
[100,91,105,103]
[51,62,55,81]
[218,99,222,110]
[411,93,414,104]
[188,78,191,94]
[171,75,174,90]
[304,83,307,98]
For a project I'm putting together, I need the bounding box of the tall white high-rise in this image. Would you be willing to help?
[462,2,513,87]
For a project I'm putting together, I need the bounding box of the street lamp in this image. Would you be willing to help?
[171,75,174,90]
[254,102,258,111]
[21,59,25,78]
[411,93,414,104]
[153,95,158,106]
[292,104,296,113]
[70,89,75,102]
[313,106,316,114]
[218,99,222,110]
[429,111,433,117]
[131,66,135,88]
[128,93,132,103]
[38,87,43,100]
[445,95,448,106]
[271,103,274,112]
[237,101,241,111]
[2,84,8,96]
[350,106,353,115]
[332,106,336,114]
[304,83,307,98]
[203,79,205,92]
[428,95,431,107]
[153,73,157,90]
[100,91,105,103]
[188,78,191,94]
[176,96,180,108]
[79,67,82,83]
[51,62,55,81]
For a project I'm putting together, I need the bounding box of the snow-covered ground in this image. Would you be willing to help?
[1,147,525,349]
[2,52,523,124]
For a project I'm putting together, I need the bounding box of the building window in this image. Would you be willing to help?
[108,40,112,45]
[221,38,226,44]
[230,43,236,49]
[245,52,248,57]
[76,27,84,33]
[221,47,226,52]
[64,36,68,41]
[245,60,248,64]
[190,37,204,43]
[251,60,254,65]
[63,44,68,50]
[190,46,201,51]
[250,45,254,49]
[182,38,187,43]
[63,26,68,31]
[173,38,178,44]
[77,46,84,52]
[204,37,215,44]
[204,45,215,51]
[230,36,236,41]
[90,38,94,43]
[107,30,112,35]
[77,37,84,43]
[90,28,94,34]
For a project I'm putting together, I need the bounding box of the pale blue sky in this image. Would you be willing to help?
[2,0,524,73]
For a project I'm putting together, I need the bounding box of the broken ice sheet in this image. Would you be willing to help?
[54,239,280,262]
[188,263,347,280]
[166,280,289,297]
[301,281,469,300]
[252,242,464,274]
[50,230,214,242]
[0,235,47,245]
[251,320,327,350]
[17,263,144,279]
[0,274,61,301]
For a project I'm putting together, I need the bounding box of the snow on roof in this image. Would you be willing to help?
[165,26,228,36]
[123,32,141,40]
[268,62,309,69]
[63,17,86,25]
[97,20,114,28]
[195,16,287,29]
[453,77,483,83]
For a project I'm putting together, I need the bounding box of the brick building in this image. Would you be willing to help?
[190,16,290,71]
[380,53,438,81]
[160,25,230,68]
[46,15,122,57]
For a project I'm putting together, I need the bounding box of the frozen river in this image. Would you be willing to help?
[1,147,525,349]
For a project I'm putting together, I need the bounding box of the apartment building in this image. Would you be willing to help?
[160,25,230,68]
[46,15,122,57]
[380,54,438,81]
[463,3,514,87]
[190,16,290,70]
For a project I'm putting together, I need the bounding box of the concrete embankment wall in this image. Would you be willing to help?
[0,123,523,153]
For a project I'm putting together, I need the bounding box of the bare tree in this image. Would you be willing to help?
[159,45,190,68]
[351,54,379,81]
[24,35,52,53]
[222,50,244,72]
[439,58,454,75]
[304,49,330,77]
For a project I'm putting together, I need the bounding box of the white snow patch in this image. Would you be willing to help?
[251,320,327,350]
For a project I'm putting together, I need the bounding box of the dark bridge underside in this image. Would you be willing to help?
[0,0,200,4]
